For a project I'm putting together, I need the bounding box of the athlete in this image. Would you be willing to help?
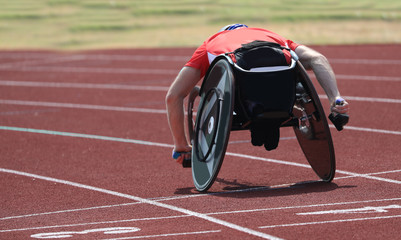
[166,24,349,165]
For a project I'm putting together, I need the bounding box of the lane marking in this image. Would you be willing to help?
[335,168,401,184]
[259,215,401,229]
[0,65,179,75]
[336,74,401,81]
[297,205,401,215]
[1,63,400,80]
[1,99,401,135]
[0,53,188,62]
[329,58,401,65]
[0,53,399,65]
[101,230,221,240]
[0,168,282,240]
[1,126,400,185]
[319,95,401,104]
[0,80,169,91]
[340,126,401,136]
[0,214,189,233]
[2,81,400,104]
[31,227,141,239]
[0,126,173,148]
[3,197,400,233]
[0,55,87,69]
[0,100,167,114]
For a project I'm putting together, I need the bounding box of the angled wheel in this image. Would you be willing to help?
[191,57,235,192]
[293,62,336,182]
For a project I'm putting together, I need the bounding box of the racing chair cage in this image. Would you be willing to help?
[229,57,298,131]
[189,43,335,192]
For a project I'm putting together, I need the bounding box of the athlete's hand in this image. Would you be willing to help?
[329,97,349,131]
[331,97,349,115]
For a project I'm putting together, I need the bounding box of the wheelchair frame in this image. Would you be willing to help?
[187,55,335,192]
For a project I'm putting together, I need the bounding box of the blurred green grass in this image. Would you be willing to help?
[0,0,400,50]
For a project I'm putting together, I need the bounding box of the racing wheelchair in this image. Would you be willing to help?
[186,42,347,192]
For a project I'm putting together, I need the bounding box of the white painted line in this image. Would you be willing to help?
[102,230,221,240]
[0,55,87,68]
[0,126,173,148]
[1,126,400,185]
[0,202,142,221]
[319,95,401,104]
[0,80,169,91]
[259,214,401,229]
[0,100,167,114]
[1,62,400,81]
[3,81,401,105]
[31,227,141,239]
[0,53,399,65]
[335,169,401,184]
[3,197,400,233]
[0,65,179,75]
[0,168,282,240]
[296,205,401,215]
[2,99,400,135]
[335,74,401,82]
[0,53,188,62]
[209,198,401,216]
[329,58,401,65]
[340,126,401,136]
[0,214,189,233]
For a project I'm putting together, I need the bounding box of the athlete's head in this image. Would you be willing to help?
[219,23,248,32]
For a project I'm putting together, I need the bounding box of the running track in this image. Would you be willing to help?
[0,45,400,239]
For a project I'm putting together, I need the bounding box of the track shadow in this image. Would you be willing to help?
[174,177,356,198]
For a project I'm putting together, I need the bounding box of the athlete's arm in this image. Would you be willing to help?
[295,45,349,114]
[165,66,201,153]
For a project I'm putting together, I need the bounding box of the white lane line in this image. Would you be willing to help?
[0,80,169,91]
[2,80,401,105]
[0,168,282,240]
[0,55,87,68]
[1,63,400,80]
[0,65,179,75]
[0,202,142,221]
[208,198,401,216]
[0,126,173,148]
[329,59,401,65]
[335,74,401,82]
[296,205,401,215]
[0,53,189,62]
[259,215,401,229]
[3,81,401,105]
[0,100,167,114]
[0,53,399,65]
[3,195,401,233]
[2,99,401,136]
[0,214,190,233]
[319,95,401,104]
[335,169,401,184]
[341,126,401,136]
[1,126,400,185]
[102,230,222,240]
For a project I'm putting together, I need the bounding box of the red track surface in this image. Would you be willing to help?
[1,45,400,239]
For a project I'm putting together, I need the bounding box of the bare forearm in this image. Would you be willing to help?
[166,96,189,150]
[165,66,201,152]
[295,46,340,105]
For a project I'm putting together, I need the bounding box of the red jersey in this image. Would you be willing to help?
[185,28,300,78]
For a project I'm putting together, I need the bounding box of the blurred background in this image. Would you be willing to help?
[0,0,400,50]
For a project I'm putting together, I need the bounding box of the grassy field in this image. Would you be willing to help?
[0,0,400,50]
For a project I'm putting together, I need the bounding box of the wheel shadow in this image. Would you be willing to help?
[174,178,356,198]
